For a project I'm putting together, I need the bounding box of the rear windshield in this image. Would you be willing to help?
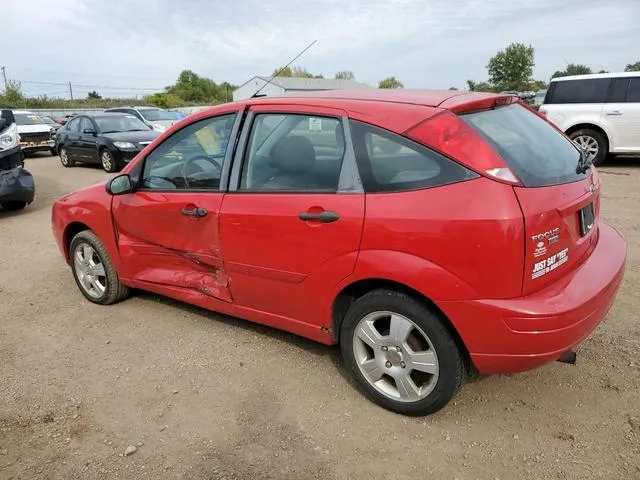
[461,104,586,187]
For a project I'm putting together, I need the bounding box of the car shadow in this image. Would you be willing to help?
[602,155,640,168]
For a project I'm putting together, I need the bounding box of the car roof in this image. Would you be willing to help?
[550,71,640,82]
[244,89,500,108]
[13,110,35,114]
[83,112,133,118]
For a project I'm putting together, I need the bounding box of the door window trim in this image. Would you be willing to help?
[227,108,363,194]
[130,110,242,194]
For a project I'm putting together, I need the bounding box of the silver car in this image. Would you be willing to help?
[104,106,178,133]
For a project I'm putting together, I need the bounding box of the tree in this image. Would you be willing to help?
[625,61,640,72]
[551,63,592,78]
[335,71,355,80]
[2,80,24,107]
[378,76,404,89]
[164,70,235,104]
[448,86,458,91]
[486,42,535,91]
[466,80,477,91]
[87,91,102,99]
[272,66,323,78]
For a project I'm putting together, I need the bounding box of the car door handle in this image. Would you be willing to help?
[181,206,208,218]
[605,110,622,116]
[298,210,340,223]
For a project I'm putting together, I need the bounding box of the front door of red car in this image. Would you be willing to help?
[219,105,365,327]
[111,111,240,303]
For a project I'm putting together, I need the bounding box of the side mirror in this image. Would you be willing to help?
[83,128,96,135]
[106,174,134,195]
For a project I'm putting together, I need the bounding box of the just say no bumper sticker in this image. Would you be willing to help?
[531,247,569,280]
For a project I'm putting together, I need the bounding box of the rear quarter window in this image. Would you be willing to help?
[461,104,586,187]
[545,78,610,104]
[349,120,478,193]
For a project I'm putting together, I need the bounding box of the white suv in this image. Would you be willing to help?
[539,72,640,165]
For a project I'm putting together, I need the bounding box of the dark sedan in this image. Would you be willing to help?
[55,113,160,172]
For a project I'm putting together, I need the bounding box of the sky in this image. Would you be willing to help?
[2,0,639,98]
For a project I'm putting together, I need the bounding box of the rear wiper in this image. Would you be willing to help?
[576,147,592,174]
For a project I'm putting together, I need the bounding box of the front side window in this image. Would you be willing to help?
[349,120,476,193]
[240,113,345,192]
[78,117,94,133]
[545,78,610,104]
[139,108,174,121]
[140,113,236,191]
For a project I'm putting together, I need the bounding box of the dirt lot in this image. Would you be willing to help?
[1,154,639,480]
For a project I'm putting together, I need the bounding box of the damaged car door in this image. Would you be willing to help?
[111,111,240,302]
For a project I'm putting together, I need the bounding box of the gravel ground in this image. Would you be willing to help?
[1,154,639,480]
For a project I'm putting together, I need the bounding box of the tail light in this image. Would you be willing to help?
[405,109,522,186]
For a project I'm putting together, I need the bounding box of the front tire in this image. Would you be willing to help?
[69,230,131,305]
[340,289,464,416]
[100,149,118,173]
[59,147,75,167]
[569,128,608,166]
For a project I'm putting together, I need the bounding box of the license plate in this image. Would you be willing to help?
[579,202,595,236]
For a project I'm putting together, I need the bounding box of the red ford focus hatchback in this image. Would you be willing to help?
[51,90,627,416]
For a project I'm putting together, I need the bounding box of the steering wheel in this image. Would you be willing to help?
[181,155,223,188]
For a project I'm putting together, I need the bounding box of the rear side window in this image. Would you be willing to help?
[349,120,477,193]
[461,104,585,187]
[545,78,610,104]
[628,78,640,103]
[607,78,629,103]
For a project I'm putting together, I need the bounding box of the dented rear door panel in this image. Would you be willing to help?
[112,191,232,302]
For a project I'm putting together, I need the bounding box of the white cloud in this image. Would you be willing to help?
[2,0,639,96]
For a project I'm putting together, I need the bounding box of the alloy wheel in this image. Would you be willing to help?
[352,311,440,402]
[101,151,114,172]
[73,242,107,299]
[573,135,599,162]
[60,148,69,166]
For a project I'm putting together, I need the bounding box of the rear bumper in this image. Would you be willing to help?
[439,221,627,374]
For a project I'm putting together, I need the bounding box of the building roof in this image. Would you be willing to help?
[244,76,373,91]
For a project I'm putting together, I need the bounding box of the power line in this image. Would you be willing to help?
[13,79,164,91]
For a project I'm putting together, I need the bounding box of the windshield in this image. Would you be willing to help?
[139,108,174,121]
[95,115,150,133]
[41,117,57,124]
[461,104,585,187]
[14,113,46,126]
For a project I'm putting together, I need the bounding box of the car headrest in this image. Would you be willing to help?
[270,135,316,173]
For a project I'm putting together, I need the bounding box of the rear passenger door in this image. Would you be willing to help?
[543,77,610,132]
[601,76,640,153]
[63,117,82,158]
[219,104,365,327]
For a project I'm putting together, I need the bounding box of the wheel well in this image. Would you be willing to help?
[565,123,609,148]
[64,222,91,257]
[332,278,471,365]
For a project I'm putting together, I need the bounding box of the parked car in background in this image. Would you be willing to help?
[533,89,547,107]
[13,110,56,156]
[168,110,187,120]
[540,71,640,165]
[55,112,159,172]
[0,109,35,211]
[51,89,626,416]
[40,115,62,133]
[104,106,178,132]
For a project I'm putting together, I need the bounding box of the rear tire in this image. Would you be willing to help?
[339,289,464,416]
[59,147,75,167]
[569,128,608,167]
[1,201,27,211]
[69,230,131,305]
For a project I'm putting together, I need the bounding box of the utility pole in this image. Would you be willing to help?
[1,66,7,91]
[68,81,73,100]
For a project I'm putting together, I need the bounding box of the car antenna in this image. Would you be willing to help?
[250,39,317,98]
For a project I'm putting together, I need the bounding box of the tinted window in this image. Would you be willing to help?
[608,78,630,103]
[349,120,477,193]
[139,108,174,121]
[462,103,586,187]
[240,114,345,192]
[141,113,236,191]
[545,78,610,104]
[628,78,640,103]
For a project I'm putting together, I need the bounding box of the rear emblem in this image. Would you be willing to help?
[531,227,560,244]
